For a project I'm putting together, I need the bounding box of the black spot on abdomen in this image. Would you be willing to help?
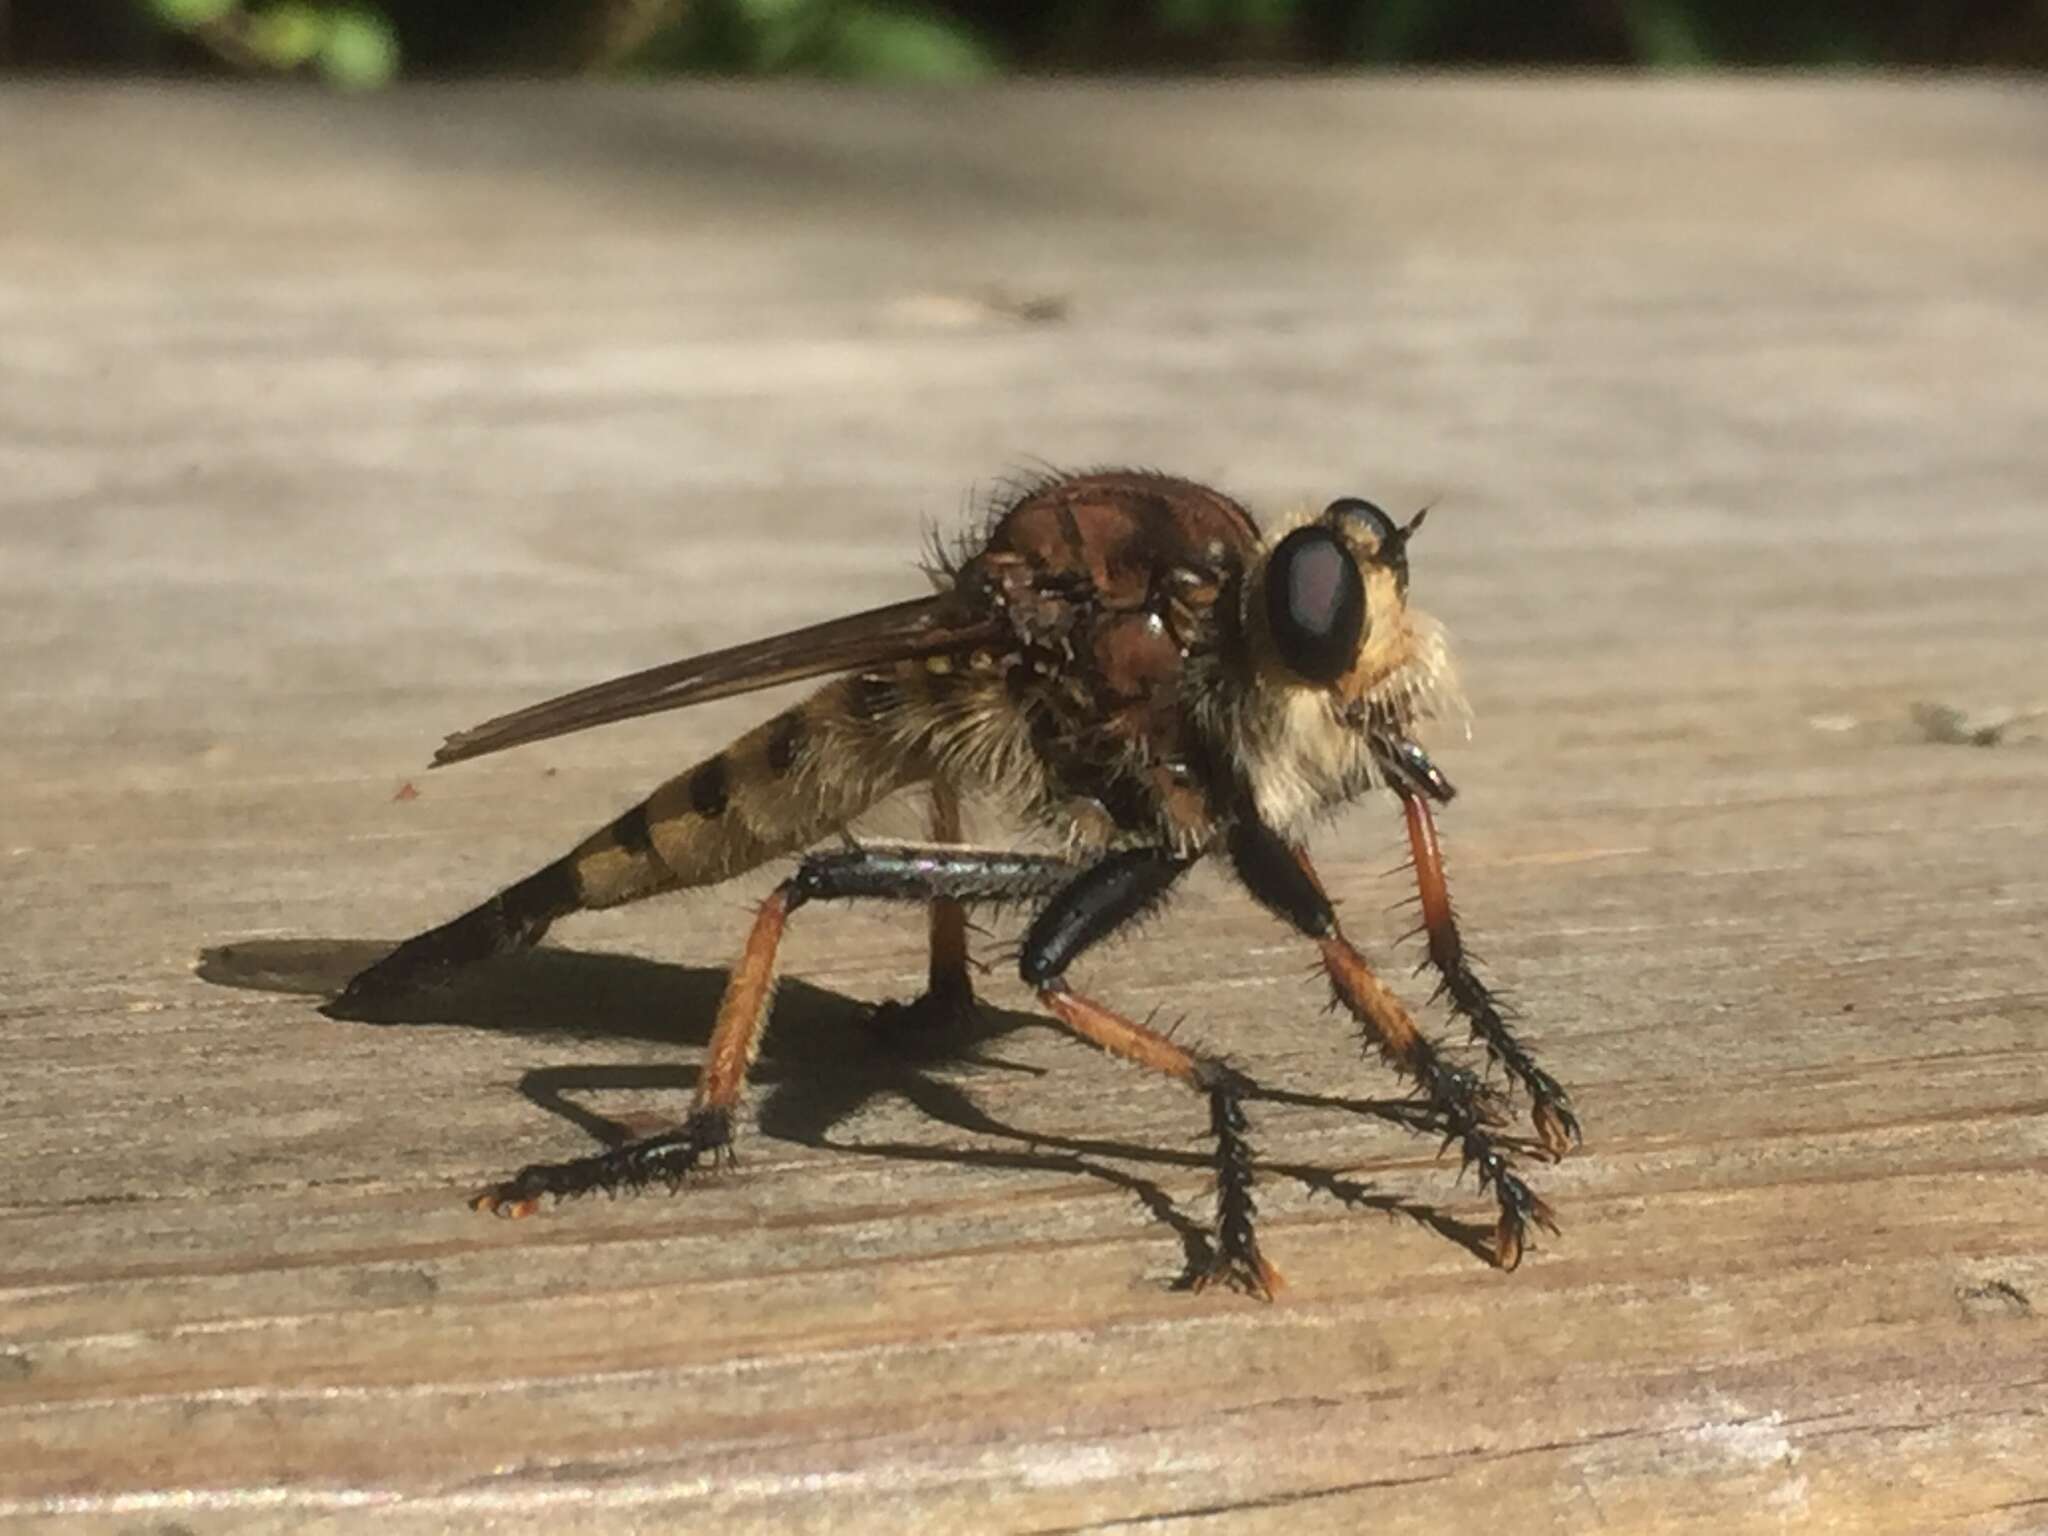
[501,859,582,939]
[610,802,654,855]
[690,756,731,818]
[767,712,805,775]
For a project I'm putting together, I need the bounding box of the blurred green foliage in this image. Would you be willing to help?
[663,1,999,78]
[5,0,2039,79]
[148,0,399,85]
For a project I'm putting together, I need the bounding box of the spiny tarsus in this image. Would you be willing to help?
[473,1107,736,1216]
[1195,1085,1283,1300]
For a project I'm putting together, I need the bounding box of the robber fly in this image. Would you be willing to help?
[338,470,1579,1297]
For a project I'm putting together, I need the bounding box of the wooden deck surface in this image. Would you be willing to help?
[3,79,2046,1533]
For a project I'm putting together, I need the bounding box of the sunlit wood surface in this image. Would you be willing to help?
[3,80,2045,1534]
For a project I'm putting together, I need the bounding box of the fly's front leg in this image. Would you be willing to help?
[1229,816,1558,1271]
[1400,791,1578,1154]
[473,843,1079,1216]
[1372,729,1580,1155]
[1018,849,1282,1300]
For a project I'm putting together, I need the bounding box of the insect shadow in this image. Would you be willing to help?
[197,937,1495,1279]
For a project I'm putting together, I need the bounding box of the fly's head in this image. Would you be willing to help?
[1233,496,1466,813]
[1246,496,1442,716]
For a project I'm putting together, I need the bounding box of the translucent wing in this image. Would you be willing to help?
[432,594,1001,767]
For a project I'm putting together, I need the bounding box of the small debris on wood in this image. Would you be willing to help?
[986,288,1071,324]
[1957,1278,2033,1319]
[1909,702,2044,748]
[393,780,420,801]
[1807,714,1860,734]
[890,287,1072,329]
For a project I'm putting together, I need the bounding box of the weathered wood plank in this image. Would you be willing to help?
[1,79,2044,1533]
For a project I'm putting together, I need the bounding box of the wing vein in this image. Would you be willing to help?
[431,595,1000,767]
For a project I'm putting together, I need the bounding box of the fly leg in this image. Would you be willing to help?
[1018,849,1283,1300]
[1399,788,1579,1154]
[866,779,981,1037]
[1371,728,1580,1156]
[472,844,1079,1215]
[926,779,973,1011]
[1228,817,1558,1271]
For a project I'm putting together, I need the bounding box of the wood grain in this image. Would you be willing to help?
[2,80,2044,1533]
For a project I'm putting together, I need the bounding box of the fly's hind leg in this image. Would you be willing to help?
[471,881,794,1216]
[476,839,1285,1302]
[473,844,1080,1215]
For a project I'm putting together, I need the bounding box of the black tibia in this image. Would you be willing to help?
[788,845,1078,910]
[334,859,579,1009]
[1018,847,1195,987]
[478,1108,734,1213]
[1229,814,1557,1267]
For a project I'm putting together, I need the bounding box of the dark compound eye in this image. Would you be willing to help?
[1264,525,1366,684]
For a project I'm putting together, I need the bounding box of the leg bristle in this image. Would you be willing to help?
[1196,1087,1282,1301]
[471,1106,737,1213]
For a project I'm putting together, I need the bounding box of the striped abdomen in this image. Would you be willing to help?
[337,671,952,1003]
[564,672,923,911]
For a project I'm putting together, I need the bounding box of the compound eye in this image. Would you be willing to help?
[1324,496,1400,551]
[1264,526,1366,684]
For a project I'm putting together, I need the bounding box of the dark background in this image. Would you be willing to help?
[7,0,2046,88]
